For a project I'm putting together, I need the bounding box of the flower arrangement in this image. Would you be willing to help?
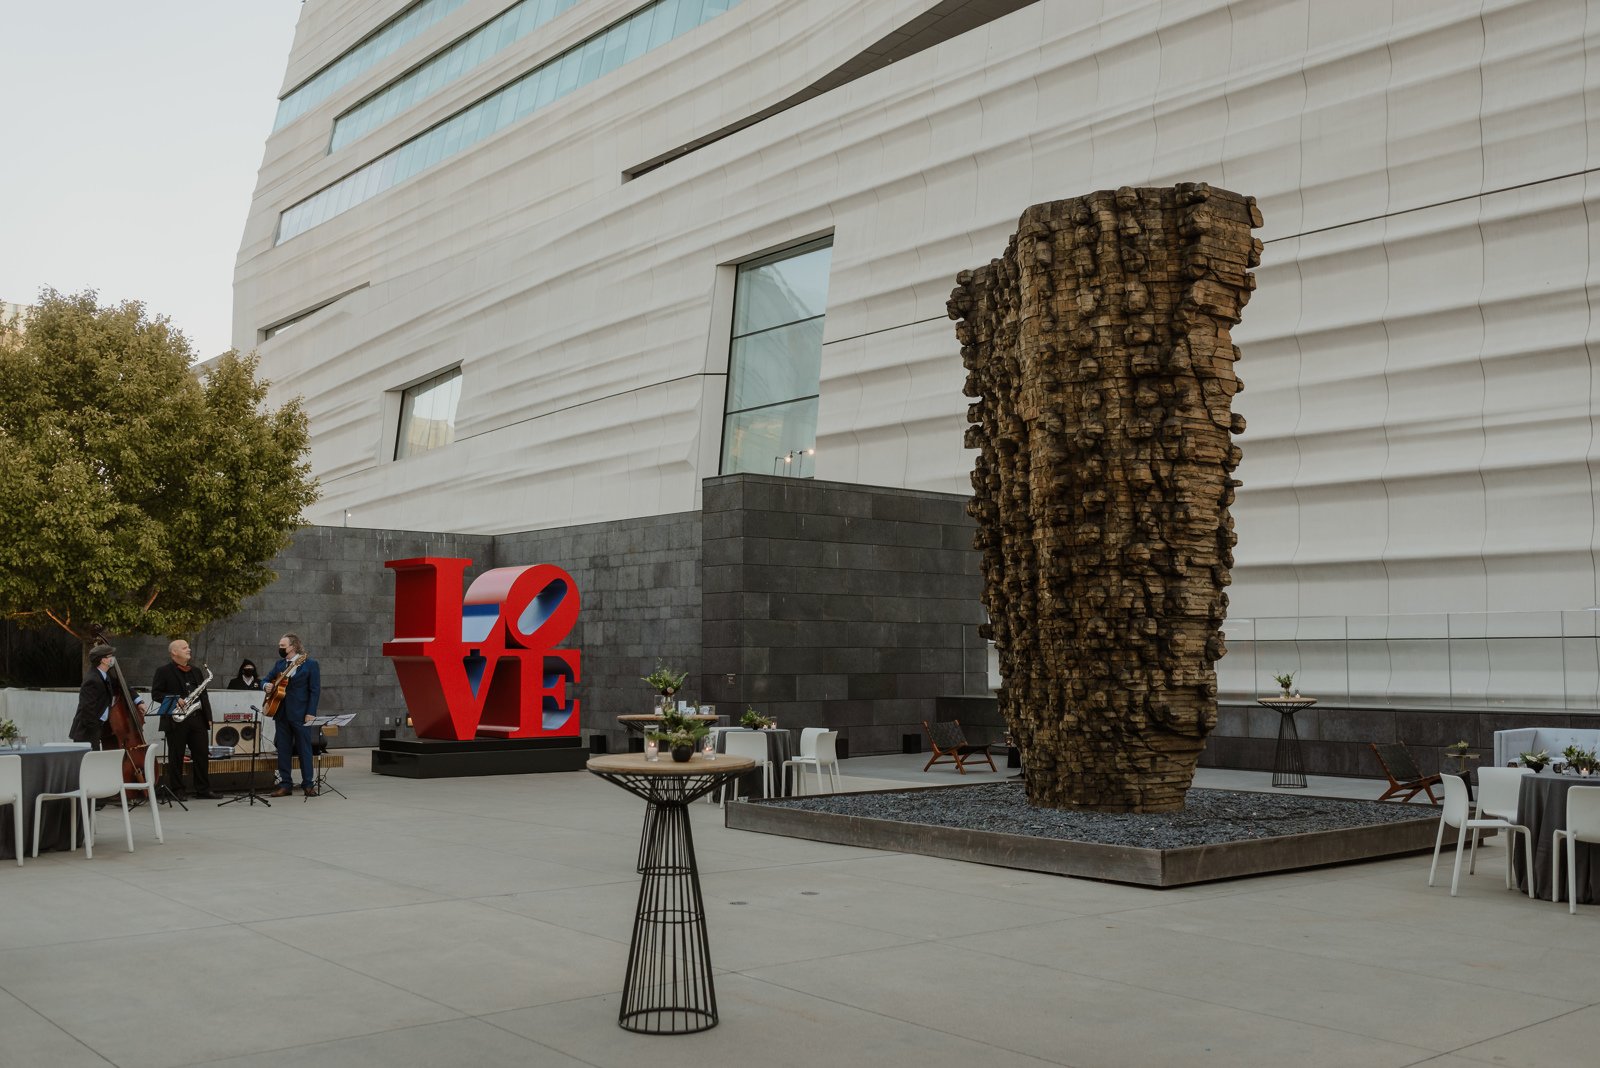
[1442,740,1479,772]
[0,718,19,745]
[647,708,710,760]
[740,708,773,729]
[1272,672,1295,695]
[1562,743,1599,775]
[641,661,688,696]
[1518,749,1550,772]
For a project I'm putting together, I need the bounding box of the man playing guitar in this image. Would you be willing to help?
[262,633,321,797]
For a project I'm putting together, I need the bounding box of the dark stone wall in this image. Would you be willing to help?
[700,474,990,756]
[128,527,495,750]
[126,517,701,754]
[118,476,989,759]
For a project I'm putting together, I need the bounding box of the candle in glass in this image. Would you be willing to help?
[644,737,659,762]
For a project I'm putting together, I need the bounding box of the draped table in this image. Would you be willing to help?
[713,727,792,798]
[0,746,86,860]
[1512,772,1600,904]
[587,753,754,1035]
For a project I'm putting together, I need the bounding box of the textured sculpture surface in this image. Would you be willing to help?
[949,185,1262,812]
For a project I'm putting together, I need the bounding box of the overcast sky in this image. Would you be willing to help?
[0,1,306,358]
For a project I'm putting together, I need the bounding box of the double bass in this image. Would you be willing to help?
[92,626,152,787]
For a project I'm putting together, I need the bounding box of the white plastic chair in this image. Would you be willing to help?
[33,749,134,859]
[1470,766,1534,877]
[1428,773,1533,897]
[784,731,842,795]
[1553,785,1600,914]
[1,755,23,866]
[721,730,774,803]
[121,739,165,844]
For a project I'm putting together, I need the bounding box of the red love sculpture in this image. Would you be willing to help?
[383,557,581,741]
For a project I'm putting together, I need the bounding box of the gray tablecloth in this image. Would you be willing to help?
[1514,772,1600,904]
[0,747,85,860]
[713,728,792,798]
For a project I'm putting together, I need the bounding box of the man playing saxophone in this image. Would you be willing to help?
[152,639,219,800]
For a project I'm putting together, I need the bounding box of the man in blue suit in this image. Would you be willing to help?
[263,632,321,797]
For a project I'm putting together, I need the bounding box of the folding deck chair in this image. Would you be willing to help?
[921,720,998,774]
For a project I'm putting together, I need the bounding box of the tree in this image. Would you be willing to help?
[0,290,319,651]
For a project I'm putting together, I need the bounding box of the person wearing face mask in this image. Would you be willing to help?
[262,633,321,797]
[227,659,264,691]
[152,638,219,800]
[70,644,149,748]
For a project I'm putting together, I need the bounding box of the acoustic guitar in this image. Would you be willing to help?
[261,654,307,720]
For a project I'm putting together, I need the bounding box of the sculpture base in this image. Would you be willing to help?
[726,783,1443,888]
[371,736,585,778]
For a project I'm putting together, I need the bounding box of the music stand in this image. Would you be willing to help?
[218,706,272,808]
[143,713,187,812]
[308,714,352,799]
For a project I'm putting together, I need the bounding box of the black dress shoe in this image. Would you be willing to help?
[195,791,224,800]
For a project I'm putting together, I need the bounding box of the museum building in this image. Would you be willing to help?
[226,0,1600,768]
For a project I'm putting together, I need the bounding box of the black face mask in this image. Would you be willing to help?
[278,648,289,657]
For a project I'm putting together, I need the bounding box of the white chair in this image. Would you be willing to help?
[1553,785,1600,914]
[1428,773,1533,897]
[721,730,774,803]
[121,739,165,844]
[1,755,23,866]
[1470,766,1534,879]
[32,749,134,859]
[784,730,842,795]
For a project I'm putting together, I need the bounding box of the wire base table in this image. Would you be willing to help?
[588,753,753,1035]
[1258,696,1317,789]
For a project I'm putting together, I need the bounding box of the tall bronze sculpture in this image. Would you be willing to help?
[949,185,1262,813]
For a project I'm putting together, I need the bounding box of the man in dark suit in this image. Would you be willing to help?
[70,644,147,747]
[263,632,321,797]
[151,639,218,799]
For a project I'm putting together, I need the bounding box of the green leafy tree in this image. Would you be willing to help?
[0,290,318,651]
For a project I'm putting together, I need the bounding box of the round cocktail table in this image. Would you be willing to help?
[587,752,753,1035]
[1257,696,1317,789]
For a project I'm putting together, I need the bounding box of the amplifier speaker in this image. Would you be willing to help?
[210,721,259,750]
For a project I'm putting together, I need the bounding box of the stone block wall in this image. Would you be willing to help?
[700,474,989,755]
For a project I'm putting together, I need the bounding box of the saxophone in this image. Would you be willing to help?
[159,667,214,723]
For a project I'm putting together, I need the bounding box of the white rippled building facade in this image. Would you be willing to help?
[238,0,1600,732]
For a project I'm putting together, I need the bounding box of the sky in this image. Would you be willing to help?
[0,1,307,358]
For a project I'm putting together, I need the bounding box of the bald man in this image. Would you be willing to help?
[152,639,219,800]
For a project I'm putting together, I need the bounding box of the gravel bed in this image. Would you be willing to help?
[760,783,1431,849]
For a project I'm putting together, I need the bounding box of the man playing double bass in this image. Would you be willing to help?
[152,639,220,800]
[70,643,148,748]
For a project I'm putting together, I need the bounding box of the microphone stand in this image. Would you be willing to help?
[218,705,272,808]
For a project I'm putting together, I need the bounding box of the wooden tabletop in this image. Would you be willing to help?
[587,753,754,776]
[1256,695,1318,708]
[616,714,721,723]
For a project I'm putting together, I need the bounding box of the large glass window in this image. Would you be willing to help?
[278,0,743,244]
[330,0,583,152]
[395,368,462,459]
[274,0,469,132]
[720,238,832,477]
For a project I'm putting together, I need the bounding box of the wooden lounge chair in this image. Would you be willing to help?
[922,720,997,774]
[1369,742,1442,804]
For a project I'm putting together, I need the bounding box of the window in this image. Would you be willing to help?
[274,0,470,131]
[277,0,745,243]
[395,368,462,459]
[720,238,832,476]
[330,0,583,152]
